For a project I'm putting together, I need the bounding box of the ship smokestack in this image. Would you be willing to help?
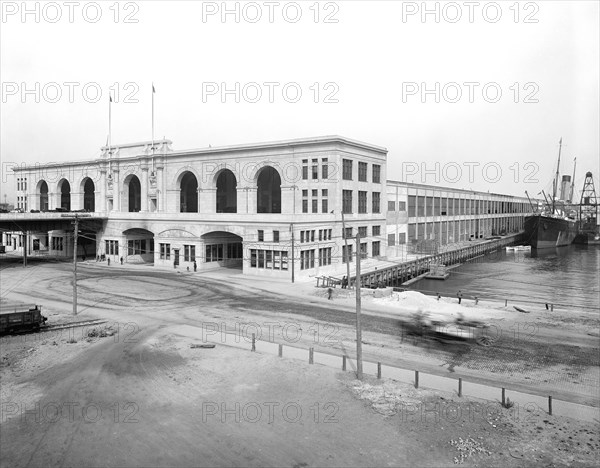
[560,175,571,201]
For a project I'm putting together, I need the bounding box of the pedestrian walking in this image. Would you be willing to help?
[193,260,197,272]
[437,293,441,301]
[341,276,348,289]
[457,290,463,304]
[120,256,123,265]
[474,296,479,305]
[107,258,110,266]
[327,287,333,300]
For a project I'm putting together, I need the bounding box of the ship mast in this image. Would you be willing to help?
[552,138,562,214]
[569,157,577,203]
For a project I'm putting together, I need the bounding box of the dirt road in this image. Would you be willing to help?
[1,262,599,467]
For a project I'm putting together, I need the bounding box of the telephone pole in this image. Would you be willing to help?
[290,222,295,283]
[72,215,79,315]
[355,232,363,380]
[341,211,351,288]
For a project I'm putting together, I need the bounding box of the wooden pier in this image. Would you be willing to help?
[348,233,522,289]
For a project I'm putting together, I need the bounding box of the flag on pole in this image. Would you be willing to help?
[151,83,155,157]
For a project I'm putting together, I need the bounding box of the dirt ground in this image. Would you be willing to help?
[1,261,599,467]
[1,323,599,467]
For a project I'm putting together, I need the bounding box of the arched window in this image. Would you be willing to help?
[127,175,141,212]
[257,167,281,214]
[59,180,71,211]
[83,178,95,212]
[216,170,237,213]
[39,181,49,211]
[180,172,198,213]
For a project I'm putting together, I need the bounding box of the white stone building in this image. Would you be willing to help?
[10,136,388,278]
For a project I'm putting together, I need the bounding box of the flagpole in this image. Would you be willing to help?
[151,83,156,172]
[108,93,112,170]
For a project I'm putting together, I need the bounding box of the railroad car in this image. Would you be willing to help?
[0,305,47,335]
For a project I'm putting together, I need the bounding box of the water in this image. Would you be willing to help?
[411,245,600,311]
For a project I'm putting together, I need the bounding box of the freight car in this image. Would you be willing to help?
[0,305,47,335]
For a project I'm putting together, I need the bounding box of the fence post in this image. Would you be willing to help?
[505,299,508,307]
[502,388,506,406]
[278,344,283,357]
[548,396,553,415]
[415,370,419,389]
[342,355,347,371]
[309,347,314,364]
[251,333,256,352]
[377,362,382,379]
[458,378,462,397]
[551,304,554,312]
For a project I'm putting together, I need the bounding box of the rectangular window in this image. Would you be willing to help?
[311,230,315,242]
[205,244,224,262]
[358,226,367,238]
[312,197,318,213]
[360,242,367,259]
[300,231,305,243]
[344,227,353,239]
[184,245,196,262]
[398,233,406,244]
[342,244,353,263]
[258,230,264,242]
[358,162,367,182]
[417,196,425,217]
[302,189,308,213]
[388,200,395,211]
[342,190,353,214]
[251,249,257,267]
[266,250,273,269]
[302,159,308,180]
[321,158,328,179]
[312,159,318,179]
[372,241,380,257]
[358,191,367,214]
[388,234,395,246]
[372,225,381,236]
[300,250,316,270]
[372,192,380,213]
[321,199,328,213]
[160,243,170,260]
[281,251,288,270]
[342,159,353,180]
[398,201,406,211]
[273,231,279,243]
[318,247,332,266]
[372,164,381,183]
[318,229,323,241]
[258,250,265,268]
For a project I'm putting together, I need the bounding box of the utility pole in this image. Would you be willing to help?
[355,232,363,380]
[72,215,79,315]
[341,211,351,289]
[23,231,27,268]
[290,222,295,283]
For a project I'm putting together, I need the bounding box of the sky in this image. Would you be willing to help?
[1,0,599,204]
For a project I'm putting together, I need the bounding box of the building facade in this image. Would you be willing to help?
[8,136,388,278]
[5,136,534,277]
[386,181,532,258]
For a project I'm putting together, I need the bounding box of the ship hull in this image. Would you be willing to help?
[524,215,578,249]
